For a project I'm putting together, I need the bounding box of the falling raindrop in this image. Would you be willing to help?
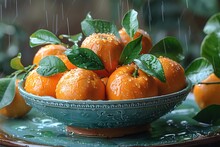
[178,18,181,39]
[117,0,123,24]
[61,2,64,20]
[8,35,11,48]
[0,4,2,21]
[117,3,121,24]
[56,14,59,34]
[15,0,18,18]
[162,40,167,55]
[4,0,7,8]
[147,0,152,31]
[67,17,70,35]
[184,33,188,52]
[52,15,55,33]
[43,0,46,10]
[188,25,191,39]
[161,1,164,22]
[126,0,129,10]
[45,10,48,27]
[185,0,189,8]
[29,0,32,5]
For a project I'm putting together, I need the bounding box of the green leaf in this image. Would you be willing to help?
[119,35,142,65]
[122,9,139,38]
[66,48,104,70]
[185,57,214,85]
[10,53,24,70]
[203,12,220,34]
[59,33,83,45]
[0,76,16,109]
[201,32,220,77]
[134,54,166,82]
[30,29,61,48]
[150,36,184,62]
[193,105,220,125]
[20,64,36,79]
[81,18,120,38]
[7,64,36,80]
[37,56,68,76]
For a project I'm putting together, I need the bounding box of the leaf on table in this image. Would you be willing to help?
[193,105,220,126]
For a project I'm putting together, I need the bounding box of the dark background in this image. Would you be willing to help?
[0,0,220,76]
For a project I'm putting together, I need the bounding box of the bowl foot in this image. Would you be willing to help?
[66,124,151,138]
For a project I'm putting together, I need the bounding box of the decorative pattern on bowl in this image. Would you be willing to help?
[18,79,192,129]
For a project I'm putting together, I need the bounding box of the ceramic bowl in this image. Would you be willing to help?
[18,79,192,129]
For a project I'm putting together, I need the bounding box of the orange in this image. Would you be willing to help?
[0,80,31,118]
[24,69,63,97]
[106,64,158,100]
[56,68,105,100]
[33,44,66,66]
[119,28,153,54]
[156,56,186,95]
[56,55,76,70]
[193,73,220,109]
[81,33,123,77]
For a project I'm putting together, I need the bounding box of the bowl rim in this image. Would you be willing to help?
[18,78,192,105]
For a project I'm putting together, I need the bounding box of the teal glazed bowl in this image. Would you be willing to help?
[18,79,192,130]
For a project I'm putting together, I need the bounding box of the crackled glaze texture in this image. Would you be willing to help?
[18,80,192,129]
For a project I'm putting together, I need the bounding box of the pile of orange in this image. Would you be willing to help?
[24,29,187,102]
[0,28,188,119]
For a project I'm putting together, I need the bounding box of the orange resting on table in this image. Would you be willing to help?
[106,64,158,100]
[33,44,66,66]
[155,56,186,95]
[81,33,123,78]
[56,68,105,100]
[0,80,31,118]
[193,73,220,109]
[119,28,153,54]
[24,68,63,98]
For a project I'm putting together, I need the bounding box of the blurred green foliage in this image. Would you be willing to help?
[0,23,26,76]
[129,0,220,67]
